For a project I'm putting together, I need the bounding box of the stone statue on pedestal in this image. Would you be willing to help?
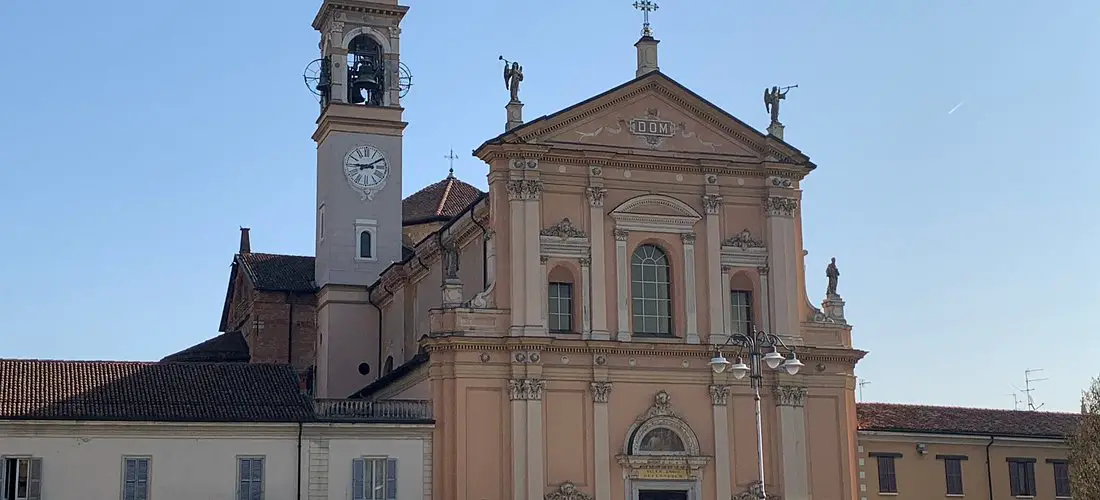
[825,257,840,297]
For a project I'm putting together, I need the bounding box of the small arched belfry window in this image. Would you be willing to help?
[631,244,671,336]
[359,230,373,259]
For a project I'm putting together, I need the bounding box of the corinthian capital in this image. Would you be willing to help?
[509,378,548,401]
[701,194,723,215]
[507,180,543,201]
[773,385,807,407]
[763,196,798,218]
[590,381,612,403]
[585,186,608,207]
[709,384,731,406]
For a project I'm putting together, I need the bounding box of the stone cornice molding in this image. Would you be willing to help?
[312,1,409,31]
[610,194,701,234]
[508,378,547,401]
[422,338,867,365]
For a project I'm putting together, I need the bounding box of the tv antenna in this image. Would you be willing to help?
[1006,392,1021,411]
[1022,368,1047,411]
[857,378,871,402]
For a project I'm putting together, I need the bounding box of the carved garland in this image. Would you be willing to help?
[545,482,592,500]
[723,229,765,249]
[541,218,587,239]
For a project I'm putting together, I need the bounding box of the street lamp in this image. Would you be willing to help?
[708,328,803,499]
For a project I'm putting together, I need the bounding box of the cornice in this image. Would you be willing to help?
[423,338,866,365]
[312,1,409,30]
[859,430,1068,447]
[0,420,433,440]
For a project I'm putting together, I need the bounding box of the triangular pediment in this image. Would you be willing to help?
[477,72,811,167]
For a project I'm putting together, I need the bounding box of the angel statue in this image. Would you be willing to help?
[763,85,797,125]
[499,56,523,102]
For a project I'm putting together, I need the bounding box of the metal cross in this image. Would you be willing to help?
[633,0,659,37]
[444,148,459,177]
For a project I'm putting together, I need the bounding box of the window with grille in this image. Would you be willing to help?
[631,244,671,336]
[548,282,574,332]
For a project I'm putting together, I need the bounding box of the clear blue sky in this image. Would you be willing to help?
[1,0,1097,412]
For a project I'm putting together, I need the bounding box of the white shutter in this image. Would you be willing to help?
[27,458,43,500]
[384,458,397,500]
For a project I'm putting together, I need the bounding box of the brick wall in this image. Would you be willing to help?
[247,291,318,368]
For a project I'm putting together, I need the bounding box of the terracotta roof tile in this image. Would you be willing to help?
[160,331,250,363]
[0,359,313,422]
[238,253,316,292]
[402,173,485,224]
[857,402,1081,439]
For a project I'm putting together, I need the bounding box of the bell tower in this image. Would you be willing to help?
[307,0,411,398]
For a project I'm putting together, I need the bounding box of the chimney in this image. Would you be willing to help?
[239,227,251,254]
[635,35,659,77]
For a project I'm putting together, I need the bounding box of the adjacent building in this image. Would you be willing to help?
[856,403,1079,500]
[0,360,432,500]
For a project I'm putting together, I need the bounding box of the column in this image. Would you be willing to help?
[587,185,609,340]
[614,228,631,341]
[709,385,732,500]
[591,381,613,500]
[775,385,810,500]
[580,257,592,338]
[703,194,724,345]
[508,379,528,500]
[758,266,772,333]
[540,256,549,332]
[681,232,700,344]
[763,195,800,336]
[721,266,732,336]
[525,185,544,335]
[507,181,527,334]
[526,378,547,500]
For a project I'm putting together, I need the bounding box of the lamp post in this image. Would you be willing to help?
[709,328,804,499]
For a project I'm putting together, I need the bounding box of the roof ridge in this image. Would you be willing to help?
[435,177,455,216]
[858,401,1080,416]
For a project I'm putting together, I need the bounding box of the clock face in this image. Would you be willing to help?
[343,145,389,191]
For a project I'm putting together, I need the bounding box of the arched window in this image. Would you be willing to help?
[631,244,671,336]
[358,230,373,259]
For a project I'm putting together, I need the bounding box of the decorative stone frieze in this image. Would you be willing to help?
[763,196,798,218]
[590,381,613,404]
[723,228,766,249]
[510,158,539,170]
[509,378,547,401]
[734,481,781,500]
[613,228,629,241]
[541,218,586,239]
[545,482,592,500]
[773,385,807,407]
[708,384,731,406]
[585,186,607,207]
[701,194,723,215]
[507,179,543,200]
[766,175,795,189]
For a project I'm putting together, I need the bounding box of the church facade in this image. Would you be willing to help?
[275,1,866,499]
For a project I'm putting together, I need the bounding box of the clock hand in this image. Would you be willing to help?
[367,158,385,167]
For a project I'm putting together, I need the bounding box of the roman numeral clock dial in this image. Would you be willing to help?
[343,144,390,201]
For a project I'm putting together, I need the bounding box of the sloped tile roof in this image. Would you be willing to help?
[0,359,313,422]
[160,331,250,363]
[238,253,317,292]
[402,173,485,224]
[857,402,1081,439]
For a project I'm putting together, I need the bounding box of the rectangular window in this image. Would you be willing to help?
[238,456,265,500]
[1008,459,1036,497]
[875,455,898,493]
[352,457,397,500]
[2,457,41,500]
[548,282,574,332]
[730,290,752,334]
[944,458,964,495]
[122,456,151,500]
[1050,460,1070,498]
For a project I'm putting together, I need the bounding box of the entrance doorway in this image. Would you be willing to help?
[638,490,688,500]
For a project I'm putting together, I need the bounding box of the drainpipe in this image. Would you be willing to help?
[296,422,303,500]
[368,288,383,379]
[985,436,995,500]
